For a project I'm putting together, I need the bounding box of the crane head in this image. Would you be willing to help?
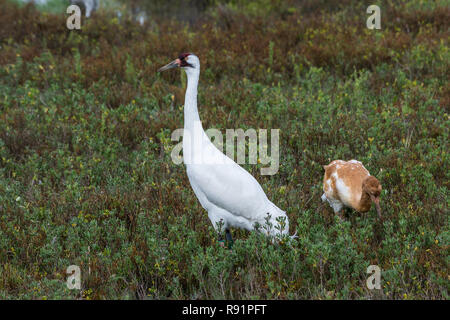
[362,176,382,218]
[158,53,195,72]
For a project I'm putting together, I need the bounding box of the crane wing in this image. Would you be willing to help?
[186,139,270,221]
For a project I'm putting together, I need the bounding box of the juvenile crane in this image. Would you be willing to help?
[321,160,382,219]
[158,53,293,246]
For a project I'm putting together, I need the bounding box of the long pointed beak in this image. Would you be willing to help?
[370,195,382,219]
[157,59,180,72]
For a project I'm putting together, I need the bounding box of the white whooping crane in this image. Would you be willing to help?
[321,160,382,219]
[158,53,294,247]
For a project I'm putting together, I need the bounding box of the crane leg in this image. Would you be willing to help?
[218,231,225,247]
[225,229,233,249]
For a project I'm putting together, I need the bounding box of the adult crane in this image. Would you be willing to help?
[158,53,294,247]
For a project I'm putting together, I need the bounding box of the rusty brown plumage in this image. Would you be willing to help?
[322,160,382,218]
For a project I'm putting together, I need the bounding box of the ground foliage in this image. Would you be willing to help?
[0,0,448,299]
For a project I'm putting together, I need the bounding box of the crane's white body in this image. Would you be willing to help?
[181,55,289,237]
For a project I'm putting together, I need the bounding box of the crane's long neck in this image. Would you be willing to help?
[358,188,371,212]
[184,71,201,130]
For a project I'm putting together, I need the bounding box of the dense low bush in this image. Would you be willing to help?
[0,0,448,299]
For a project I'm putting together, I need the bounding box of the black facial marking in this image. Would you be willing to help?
[178,53,193,68]
[178,53,191,60]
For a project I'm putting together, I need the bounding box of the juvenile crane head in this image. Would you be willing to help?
[362,176,382,218]
[158,53,200,75]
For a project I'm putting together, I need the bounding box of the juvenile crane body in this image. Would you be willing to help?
[321,160,382,218]
[158,53,292,243]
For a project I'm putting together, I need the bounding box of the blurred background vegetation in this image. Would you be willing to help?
[0,0,448,299]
